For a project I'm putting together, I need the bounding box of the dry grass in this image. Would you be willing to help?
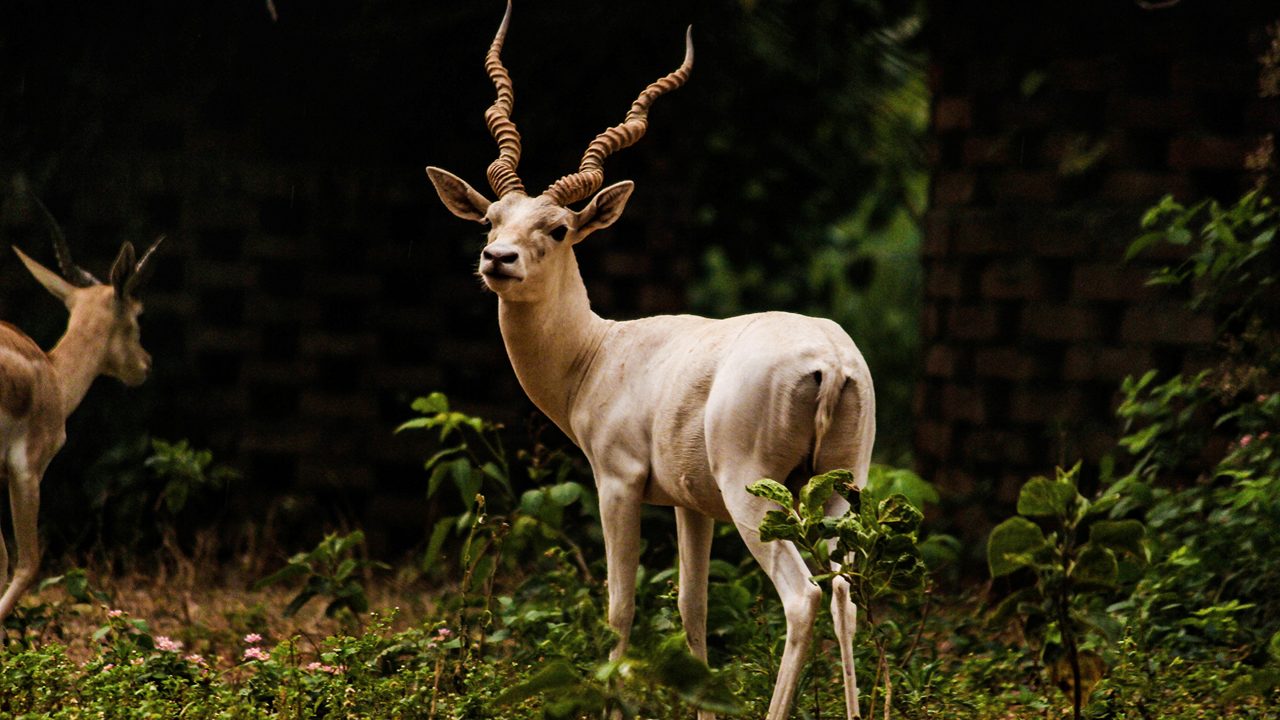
[9,555,439,667]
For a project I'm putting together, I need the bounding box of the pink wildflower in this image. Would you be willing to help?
[305,661,323,671]
[185,654,207,666]
[243,633,263,644]
[243,646,270,662]
[102,663,115,671]
[131,658,145,666]
[1241,434,1255,447]
[155,636,184,653]
[436,627,452,638]
[107,609,124,618]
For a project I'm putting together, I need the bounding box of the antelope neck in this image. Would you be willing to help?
[46,304,112,417]
[495,253,611,441]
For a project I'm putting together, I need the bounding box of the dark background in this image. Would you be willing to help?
[0,0,923,556]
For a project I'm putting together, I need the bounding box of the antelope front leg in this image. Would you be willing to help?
[597,480,644,661]
[675,507,716,720]
[0,471,41,622]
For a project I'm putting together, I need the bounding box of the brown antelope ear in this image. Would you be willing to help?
[12,245,76,304]
[109,242,137,297]
[569,181,634,242]
[427,167,493,223]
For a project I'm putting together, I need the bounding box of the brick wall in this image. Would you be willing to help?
[920,0,1279,535]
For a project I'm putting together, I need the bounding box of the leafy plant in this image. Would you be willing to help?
[254,530,386,627]
[747,468,932,717]
[986,464,1147,720]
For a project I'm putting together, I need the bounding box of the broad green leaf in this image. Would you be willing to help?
[1071,543,1119,588]
[411,392,450,415]
[800,472,837,519]
[548,482,583,507]
[987,517,1047,577]
[758,509,801,542]
[253,563,310,590]
[1016,476,1078,518]
[747,478,794,509]
[519,489,545,516]
[1088,519,1146,559]
[877,494,923,534]
[867,465,939,510]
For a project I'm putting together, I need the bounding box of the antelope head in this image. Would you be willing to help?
[12,201,164,386]
[427,1,692,302]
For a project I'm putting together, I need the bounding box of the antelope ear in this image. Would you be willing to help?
[427,167,492,223]
[109,242,137,297]
[12,245,75,304]
[569,181,634,243]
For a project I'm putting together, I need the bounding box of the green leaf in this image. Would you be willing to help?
[496,659,581,705]
[421,521,452,575]
[800,472,837,519]
[1088,519,1145,559]
[548,482,583,507]
[877,494,923,534]
[1071,543,1118,588]
[1268,629,1280,664]
[987,517,1048,577]
[747,478,794,509]
[1016,476,1078,518]
[411,392,450,415]
[253,563,310,591]
[758,509,801,543]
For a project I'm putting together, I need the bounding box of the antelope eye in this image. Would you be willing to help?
[548,225,568,243]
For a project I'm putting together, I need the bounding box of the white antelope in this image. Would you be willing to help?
[427,5,875,718]
[0,204,162,622]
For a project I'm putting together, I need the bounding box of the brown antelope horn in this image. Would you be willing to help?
[31,196,99,287]
[484,1,525,197]
[123,235,165,297]
[543,26,693,207]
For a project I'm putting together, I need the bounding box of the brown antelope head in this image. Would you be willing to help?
[427,1,692,302]
[12,203,163,386]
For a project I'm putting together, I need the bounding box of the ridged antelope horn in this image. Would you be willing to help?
[31,196,99,287]
[543,26,693,207]
[484,1,525,197]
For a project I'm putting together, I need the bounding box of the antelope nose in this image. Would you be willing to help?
[482,246,518,265]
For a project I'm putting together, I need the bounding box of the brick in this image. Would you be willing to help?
[1057,57,1123,92]
[933,97,972,131]
[954,211,1016,256]
[948,305,1001,340]
[1025,225,1094,259]
[1169,135,1251,170]
[969,429,1032,465]
[1022,303,1101,342]
[926,266,966,299]
[974,347,1040,381]
[1101,171,1189,201]
[942,385,985,423]
[933,172,976,206]
[1010,387,1085,424]
[963,136,1013,166]
[922,305,943,339]
[993,170,1057,203]
[980,259,1046,300]
[1119,304,1215,344]
[922,211,953,258]
[1071,262,1158,302]
[915,420,952,459]
[1108,96,1195,129]
[924,344,958,377]
[1062,346,1152,382]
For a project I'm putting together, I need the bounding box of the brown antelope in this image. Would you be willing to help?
[0,203,162,622]
[427,4,875,718]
